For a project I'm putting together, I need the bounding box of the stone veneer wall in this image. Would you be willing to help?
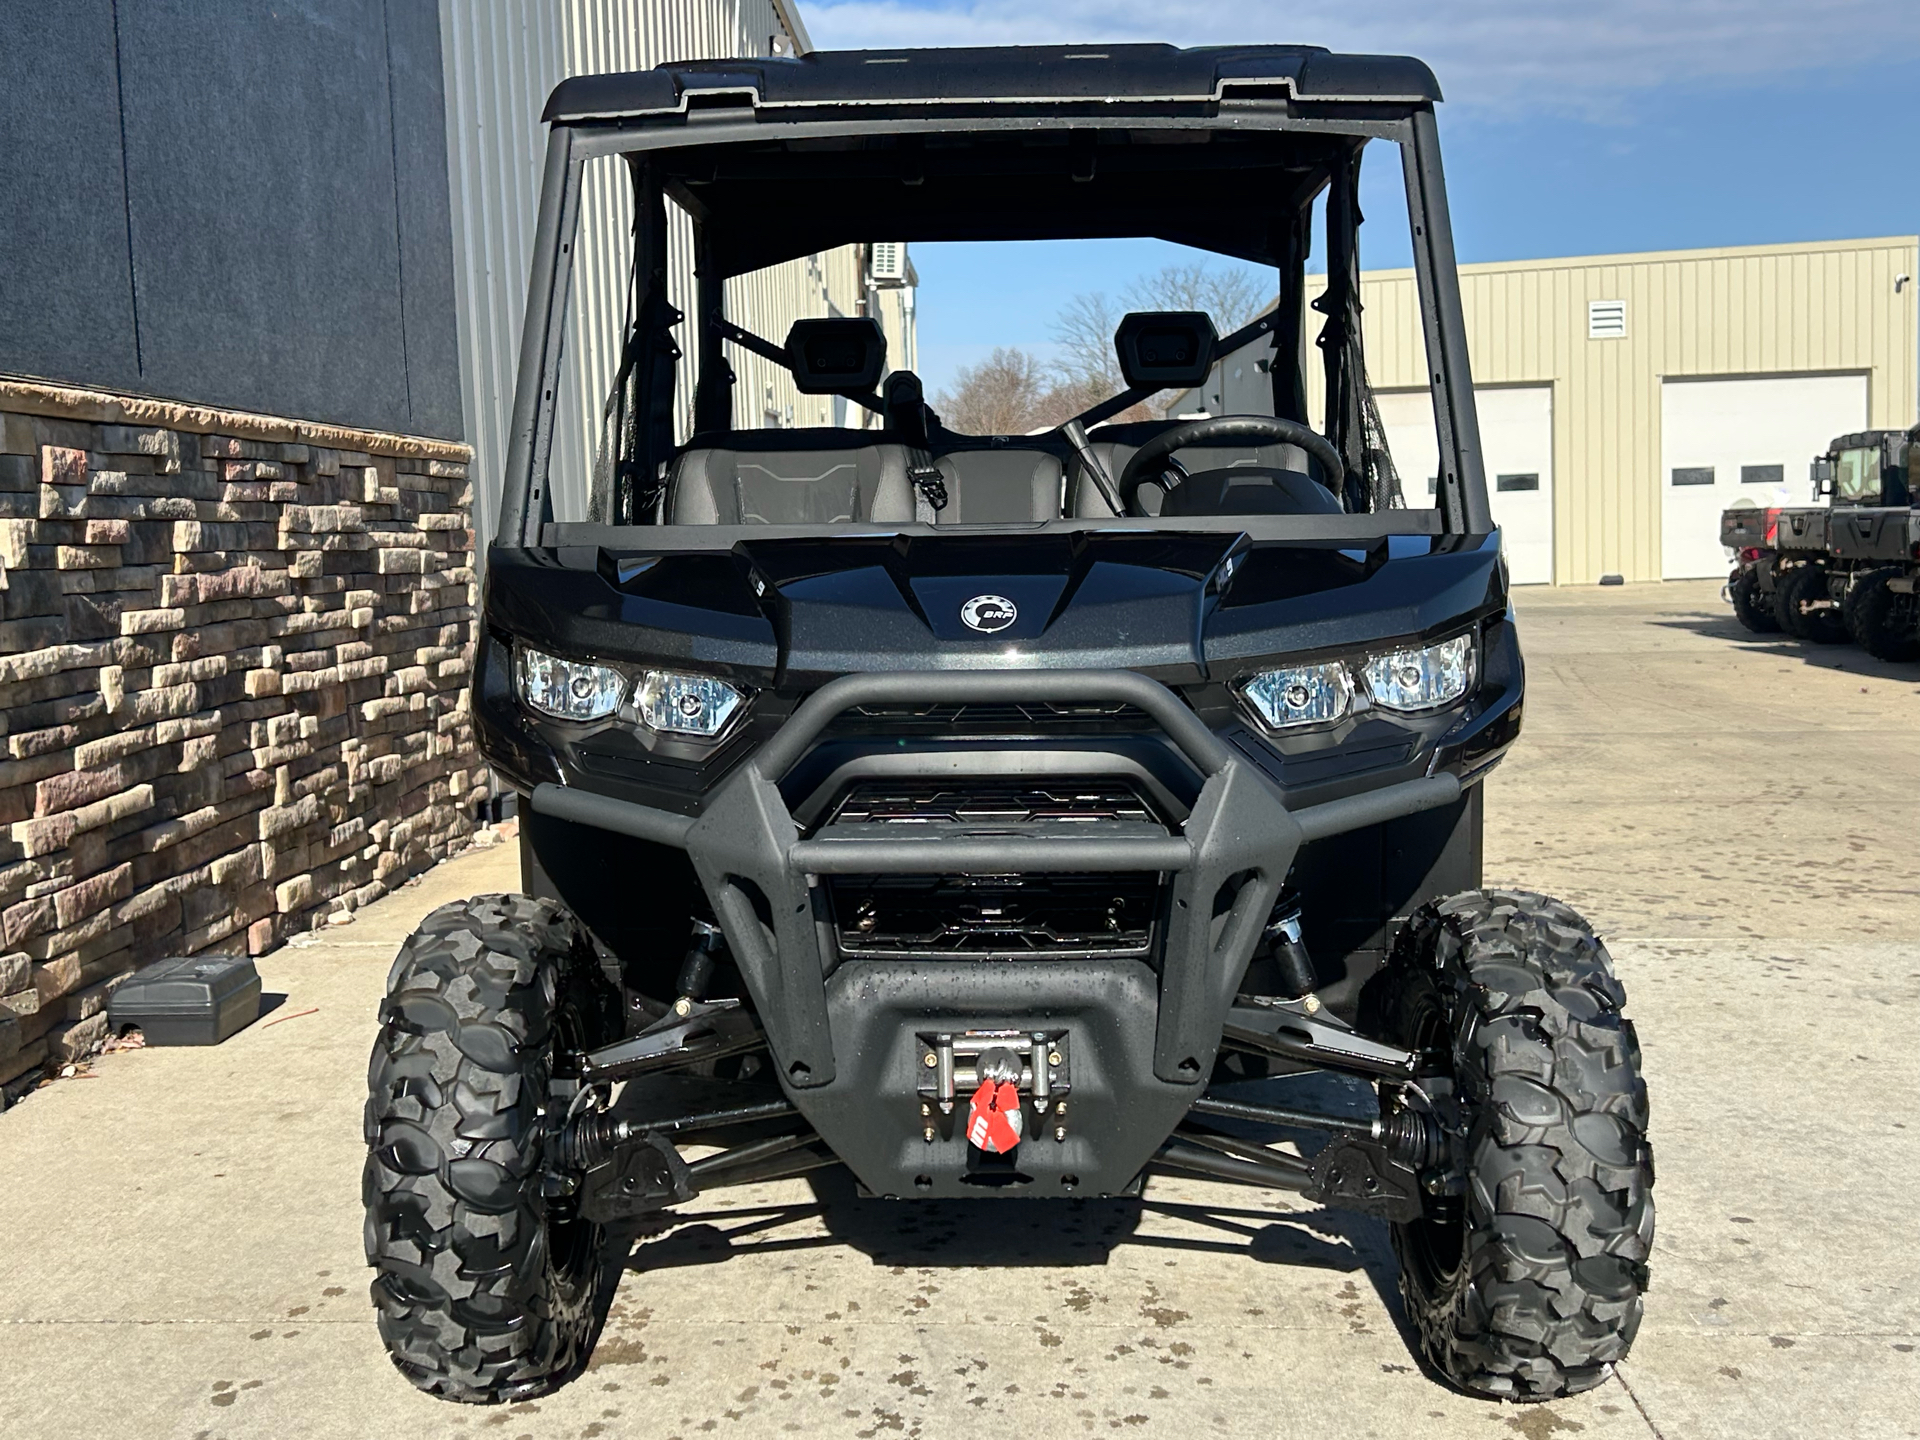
[0,380,486,1093]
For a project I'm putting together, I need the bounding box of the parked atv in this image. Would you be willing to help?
[363,44,1652,1406]
[1722,428,1913,642]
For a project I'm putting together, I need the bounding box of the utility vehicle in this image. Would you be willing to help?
[1820,428,1919,660]
[1722,428,1913,641]
[363,44,1652,1406]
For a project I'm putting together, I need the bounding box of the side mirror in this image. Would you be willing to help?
[1810,456,1833,498]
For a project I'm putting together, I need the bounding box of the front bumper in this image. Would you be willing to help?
[531,668,1461,1197]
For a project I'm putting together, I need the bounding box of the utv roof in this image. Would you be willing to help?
[542,43,1443,124]
[1830,429,1915,450]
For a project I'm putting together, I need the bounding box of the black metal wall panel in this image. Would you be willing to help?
[384,0,464,439]
[0,0,460,441]
[0,0,143,392]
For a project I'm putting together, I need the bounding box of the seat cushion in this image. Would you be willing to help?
[666,431,913,524]
[932,448,1062,523]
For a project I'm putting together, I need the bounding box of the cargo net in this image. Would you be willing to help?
[1361,382,1407,512]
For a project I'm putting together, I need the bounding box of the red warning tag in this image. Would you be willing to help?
[965,1079,1024,1153]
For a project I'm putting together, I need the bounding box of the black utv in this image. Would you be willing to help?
[1820,428,1919,660]
[1722,428,1914,643]
[362,44,1652,1407]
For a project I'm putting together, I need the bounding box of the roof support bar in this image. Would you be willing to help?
[1402,108,1491,534]
[501,125,578,548]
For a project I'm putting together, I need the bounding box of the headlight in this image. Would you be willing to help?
[517,646,626,721]
[1361,634,1475,713]
[637,670,744,737]
[1241,661,1354,729]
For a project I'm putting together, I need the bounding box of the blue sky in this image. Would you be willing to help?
[803,0,1920,392]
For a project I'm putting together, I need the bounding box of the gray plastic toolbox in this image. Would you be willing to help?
[106,955,263,1046]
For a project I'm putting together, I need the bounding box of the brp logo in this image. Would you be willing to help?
[959,594,1018,634]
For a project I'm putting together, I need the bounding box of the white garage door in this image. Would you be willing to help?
[1659,373,1867,579]
[1375,386,1555,584]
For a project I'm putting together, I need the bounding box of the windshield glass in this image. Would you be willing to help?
[1834,447,1879,503]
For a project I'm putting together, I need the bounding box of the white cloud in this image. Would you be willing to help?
[801,0,1920,115]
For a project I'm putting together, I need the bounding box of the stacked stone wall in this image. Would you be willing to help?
[0,382,485,1091]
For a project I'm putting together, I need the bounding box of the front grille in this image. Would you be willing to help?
[820,779,1167,961]
[829,701,1152,738]
[824,779,1156,827]
[829,872,1160,960]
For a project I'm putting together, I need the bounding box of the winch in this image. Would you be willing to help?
[917,1028,1073,1148]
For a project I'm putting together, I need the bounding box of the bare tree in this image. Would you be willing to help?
[935,260,1275,436]
[933,349,1132,436]
[934,347,1052,435]
[1043,262,1274,422]
[1049,291,1126,392]
[1032,374,1113,428]
[1125,262,1269,334]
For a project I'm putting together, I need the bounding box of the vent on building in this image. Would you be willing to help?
[1588,300,1627,339]
[1671,467,1715,486]
[870,242,909,286]
[1740,463,1784,487]
[1496,473,1540,492]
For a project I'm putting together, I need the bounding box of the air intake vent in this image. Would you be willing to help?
[826,781,1158,828]
[870,242,909,286]
[1588,300,1627,339]
[837,701,1148,736]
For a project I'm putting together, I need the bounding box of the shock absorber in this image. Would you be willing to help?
[1263,894,1318,999]
[674,917,726,1009]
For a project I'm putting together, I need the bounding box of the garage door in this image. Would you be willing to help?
[1375,386,1555,584]
[1659,373,1867,579]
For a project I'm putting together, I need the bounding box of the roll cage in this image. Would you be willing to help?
[495,45,1492,554]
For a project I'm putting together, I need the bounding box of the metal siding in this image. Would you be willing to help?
[0,1,141,393]
[441,0,813,542]
[1,0,459,439]
[1322,237,1919,583]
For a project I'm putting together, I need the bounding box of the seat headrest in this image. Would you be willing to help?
[1113,311,1218,390]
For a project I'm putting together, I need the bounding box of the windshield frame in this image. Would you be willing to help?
[497,102,1491,550]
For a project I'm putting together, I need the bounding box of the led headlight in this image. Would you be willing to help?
[517,646,626,721]
[1361,634,1475,713]
[1242,661,1354,730]
[637,670,744,738]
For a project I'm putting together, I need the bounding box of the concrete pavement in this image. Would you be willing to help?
[1,579,1915,1440]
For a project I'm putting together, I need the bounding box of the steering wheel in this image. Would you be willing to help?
[1116,415,1346,517]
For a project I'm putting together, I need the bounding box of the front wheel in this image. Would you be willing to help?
[363,894,623,1402]
[1373,890,1654,1400]
[1845,567,1920,662]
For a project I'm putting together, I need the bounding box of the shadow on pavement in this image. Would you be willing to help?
[621,1183,1401,1303]
[1650,609,1920,681]
[617,1068,1410,1346]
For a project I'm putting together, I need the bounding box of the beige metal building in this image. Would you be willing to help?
[1197,236,1919,584]
[438,0,918,534]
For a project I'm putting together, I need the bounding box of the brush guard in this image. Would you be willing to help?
[532,669,1462,1198]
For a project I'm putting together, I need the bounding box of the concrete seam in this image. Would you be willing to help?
[1610,1363,1668,1440]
